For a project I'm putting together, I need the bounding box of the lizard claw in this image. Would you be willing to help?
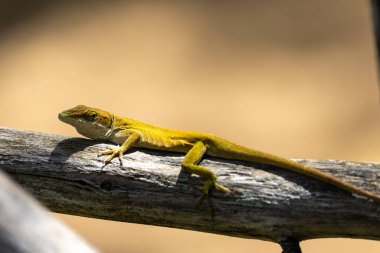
[195,179,230,218]
[98,147,116,156]
[98,146,124,165]
[196,193,215,219]
[215,183,230,193]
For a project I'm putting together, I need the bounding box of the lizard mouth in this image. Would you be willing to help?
[58,110,85,126]
[58,111,70,123]
[58,112,87,127]
[58,111,69,122]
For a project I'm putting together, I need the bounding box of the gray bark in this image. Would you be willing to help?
[0,169,98,253]
[0,126,379,245]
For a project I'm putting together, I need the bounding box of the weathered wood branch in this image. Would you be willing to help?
[0,126,379,246]
[0,169,98,253]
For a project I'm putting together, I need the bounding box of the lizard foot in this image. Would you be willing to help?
[196,193,215,218]
[196,179,230,218]
[98,145,124,165]
[215,182,230,193]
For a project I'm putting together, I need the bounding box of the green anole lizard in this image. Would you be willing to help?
[58,105,380,207]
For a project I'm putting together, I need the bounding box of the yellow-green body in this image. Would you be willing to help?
[59,105,380,208]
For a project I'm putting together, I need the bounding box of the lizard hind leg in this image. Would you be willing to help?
[181,142,230,214]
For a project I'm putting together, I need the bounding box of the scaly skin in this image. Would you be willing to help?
[59,105,380,210]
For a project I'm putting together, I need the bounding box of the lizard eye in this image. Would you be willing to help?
[87,111,98,120]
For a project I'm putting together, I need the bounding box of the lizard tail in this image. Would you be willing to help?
[208,137,380,202]
[256,154,380,202]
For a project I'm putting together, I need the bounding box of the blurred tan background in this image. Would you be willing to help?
[0,0,379,252]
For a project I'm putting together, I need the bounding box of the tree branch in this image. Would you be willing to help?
[0,126,379,245]
[0,169,98,253]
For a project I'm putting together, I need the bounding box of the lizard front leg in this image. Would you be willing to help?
[181,141,230,215]
[98,132,140,165]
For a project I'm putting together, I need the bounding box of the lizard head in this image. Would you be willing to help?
[58,105,114,140]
